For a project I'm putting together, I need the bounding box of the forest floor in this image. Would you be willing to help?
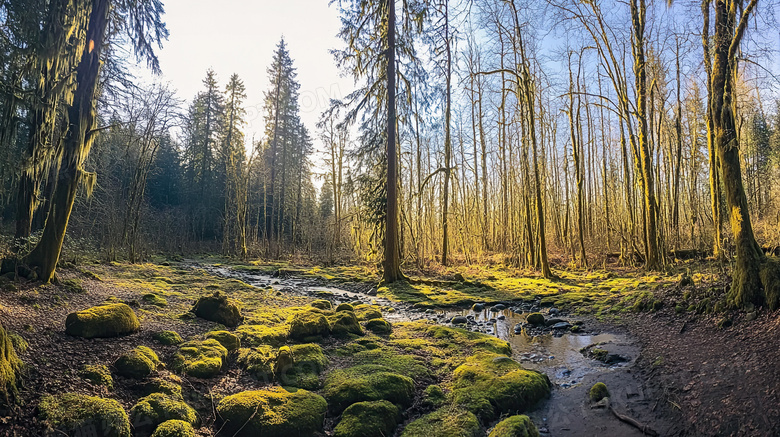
[0,256,776,436]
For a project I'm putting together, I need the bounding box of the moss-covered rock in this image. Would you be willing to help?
[206,330,241,351]
[139,376,183,399]
[216,387,327,437]
[237,324,288,346]
[526,313,545,326]
[589,382,609,402]
[324,364,414,413]
[333,400,400,437]
[150,420,195,437]
[39,393,131,437]
[153,331,183,345]
[115,346,160,379]
[281,343,328,389]
[426,325,513,356]
[329,311,363,337]
[275,346,294,376]
[237,345,276,382]
[488,415,539,437]
[335,303,354,312]
[65,303,140,338]
[288,309,331,341]
[452,353,550,420]
[142,293,168,307]
[364,318,392,334]
[354,304,382,321]
[191,291,243,327]
[422,384,445,408]
[310,299,333,310]
[130,393,198,437]
[79,364,113,390]
[401,408,481,437]
[171,339,228,378]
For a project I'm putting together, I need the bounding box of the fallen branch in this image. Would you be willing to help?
[608,398,659,436]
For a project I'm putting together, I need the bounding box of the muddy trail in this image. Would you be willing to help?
[199,262,674,436]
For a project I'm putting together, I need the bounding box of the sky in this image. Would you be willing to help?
[132,0,355,175]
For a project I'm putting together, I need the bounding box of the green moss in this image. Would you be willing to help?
[171,339,228,378]
[153,331,183,345]
[310,299,333,310]
[150,420,195,437]
[333,400,400,437]
[364,318,392,334]
[401,407,481,437]
[288,308,331,341]
[589,382,609,402]
[217,387,327,437]
[129,393,198,436]
[452,353,550,420]
[324,364,414,413]
[329,311,363,337]
[115,346,160,379]
[351,348,430,379]
[8,332,27,354]
[191,291,243,327]
[422,385,445,408]
[62,278,87,293]
[139,376,183,399]
[237,324,288,347]
[589,348,608,362]
[335,303,354,312]
[206,330,241,351]
[489,415,539,437]
[282,344,329,389]
[526,313,544,326]
[354,304,382,321]
[142,293,168,307]
[39,393,131,437]
[79,364,113,390]
[65,303,140,339]
[426,325,513,356]
[237,346,277,382]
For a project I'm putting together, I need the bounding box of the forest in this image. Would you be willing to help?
[0,0,778,435]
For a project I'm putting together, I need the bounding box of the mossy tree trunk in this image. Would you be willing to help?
[23,0,109,283]
[0,321,21,404]
[706,0,770,308]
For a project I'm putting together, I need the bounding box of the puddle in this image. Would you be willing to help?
[193,263,637,388]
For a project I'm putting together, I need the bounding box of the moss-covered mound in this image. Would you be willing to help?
[354,304,383,321]
[79,364,113,390]
[171,339,228,378]
[142,293,168,307]
[191,291,243,327]
[237,324,288,346]
[426,325,513,356]
[452,353,550,420]
[206,330,240,351]
[401,407,481,437]
[333,400,400,437]
[488,415,539,437]
[526,313,545,326]
[150,420,195,437]
[153,330,183,345]
[335,303,354,312]
[237,345,276,382]
[65,303,140,338]
[589,382,609,402]
[139,376,183,399]
[288,309,331,341]
[364,318,392,334]
[329,311,363,337]
[323,364,414,414]
[310,299,333,310]
[422,385,445,408]
[115,346,160,379]
[129,393,198,437]
[39,393,131,437]
[281,343,328,389]
[216,387,327,437]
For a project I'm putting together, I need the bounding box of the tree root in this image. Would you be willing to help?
[607,398,659,436]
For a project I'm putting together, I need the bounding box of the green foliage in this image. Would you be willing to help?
[488,415,539,437]
[65,303,140,338]
[333,400,400,437]
[39,393,131,437]
[216,387,327,437]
